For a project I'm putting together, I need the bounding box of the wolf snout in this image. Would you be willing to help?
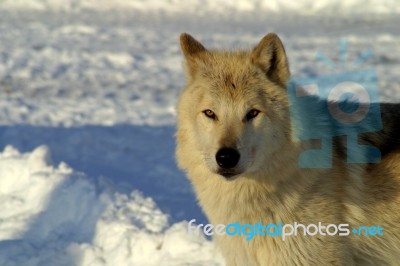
[216,147,240,169]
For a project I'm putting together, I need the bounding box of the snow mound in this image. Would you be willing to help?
[0,0,399,15]
[0,146,223,266]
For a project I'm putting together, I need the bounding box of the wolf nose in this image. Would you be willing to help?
[216,148,240,169]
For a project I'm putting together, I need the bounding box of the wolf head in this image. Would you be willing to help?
[176,33,293,180]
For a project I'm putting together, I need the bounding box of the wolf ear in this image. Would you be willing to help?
[180,33,207,57]
[251,33,290,87]
[180,33,208,79]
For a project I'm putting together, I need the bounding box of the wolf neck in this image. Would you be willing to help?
[191,144,322,225]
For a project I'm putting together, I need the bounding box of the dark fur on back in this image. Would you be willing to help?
[362,103,400,158]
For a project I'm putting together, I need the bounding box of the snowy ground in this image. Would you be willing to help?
[1,1,400,265]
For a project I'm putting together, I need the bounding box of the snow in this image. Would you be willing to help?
[0,1,400,265]
[0,0,400,15]
[0,146,223,266]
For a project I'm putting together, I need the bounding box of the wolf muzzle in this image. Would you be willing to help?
[216,147,240,170]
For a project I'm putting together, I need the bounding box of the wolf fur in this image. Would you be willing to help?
[176,33,400,266]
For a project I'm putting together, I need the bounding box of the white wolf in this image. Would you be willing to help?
[176,33,400,266]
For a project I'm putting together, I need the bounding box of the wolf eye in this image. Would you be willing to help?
[246,109,260,121]
[203,109,217,120]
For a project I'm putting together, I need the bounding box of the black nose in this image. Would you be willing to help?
[216,148,240,169]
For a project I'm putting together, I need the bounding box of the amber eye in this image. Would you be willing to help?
[246,109,260,121]
[203,109,217,120]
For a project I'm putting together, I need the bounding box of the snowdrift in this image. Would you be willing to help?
[0,146,223,266]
